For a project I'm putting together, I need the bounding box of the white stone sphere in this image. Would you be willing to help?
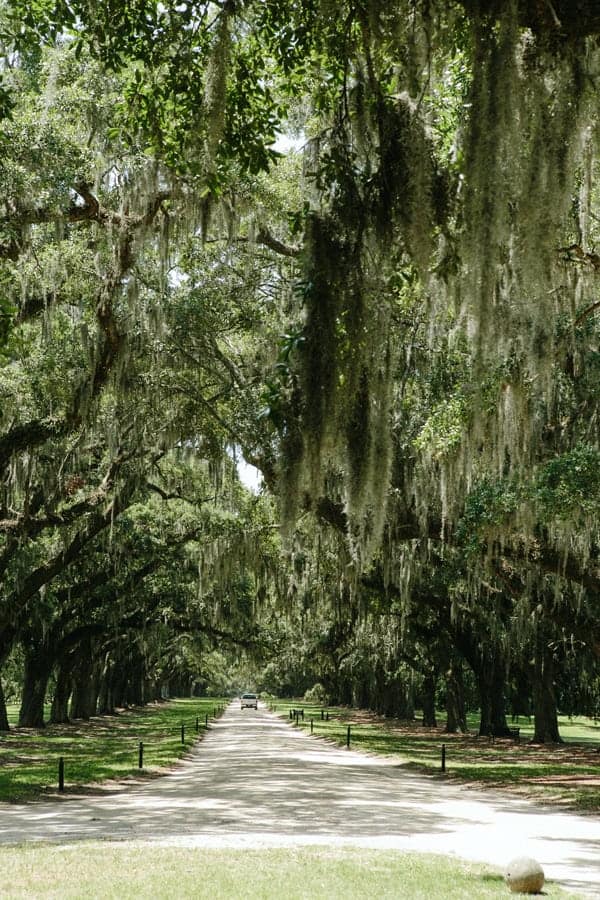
[505,856,545,894]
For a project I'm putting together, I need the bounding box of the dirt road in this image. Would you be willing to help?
[1,704,598,895]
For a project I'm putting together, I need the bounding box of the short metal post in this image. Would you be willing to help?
[310,718,314,735]
[290,709,293,720]
[138,741,144,769]
[58,756,64,792]
[321,709,324,720]
[196,716,199,732]
[181,724,185,744]
[347,725,351,748]
[326,711,329,721]
[441,743,446,773]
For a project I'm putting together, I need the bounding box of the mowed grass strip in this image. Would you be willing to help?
[273,701,600,811]
[0,844,576,899]
[0,698,226,802]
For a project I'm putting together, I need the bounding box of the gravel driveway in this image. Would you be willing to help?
[1,704,598,895]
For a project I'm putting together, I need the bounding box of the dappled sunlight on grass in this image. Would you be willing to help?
[0,704,597,896]
[272,701,600,811]
[0,844,569,899]
[0,699,226,801]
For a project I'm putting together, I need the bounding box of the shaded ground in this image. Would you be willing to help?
[300,707,600,809]
[0,705,599,896]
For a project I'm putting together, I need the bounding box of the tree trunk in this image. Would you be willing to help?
[18,652,52,728]
[144,678,161,703]
[508,669,532,722]
[353,674,371,710]
[0,676,10,731]
[337,672,353,708]
[422,670,438,727]
[111,660,128,709]
[0,627,17,732]
[124,652,145,707]
[49,648,77,724]
[19,663,50,728]
[532,626,561,743]
[70,641,97,719]
[97,652,117,715]
[381,673,413,718]
[476,652,510,737]
[444,662,467,733]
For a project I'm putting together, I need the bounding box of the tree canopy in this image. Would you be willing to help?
[1,0,600,742]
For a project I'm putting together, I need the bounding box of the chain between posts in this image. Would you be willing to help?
[54,705,226,792]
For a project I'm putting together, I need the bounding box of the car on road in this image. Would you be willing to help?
[240,692,258,710]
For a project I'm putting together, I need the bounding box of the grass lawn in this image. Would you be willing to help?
[0,844,576,899]
[272,701,600,812]
[0,698,225,802]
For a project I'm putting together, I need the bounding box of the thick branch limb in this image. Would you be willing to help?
[255,227,300,258]
[575,299,600,326]
[204,228,300,258]
[1,191,169,473]
[0,485,136,630]
[0,450,129,539]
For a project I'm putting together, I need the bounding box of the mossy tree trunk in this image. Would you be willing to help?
[532,623,562,743]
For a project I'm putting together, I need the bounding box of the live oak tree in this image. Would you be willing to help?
[0,36,286,725]
[1,2,600,739]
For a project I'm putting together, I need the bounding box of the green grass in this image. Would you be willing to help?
[0,844,576,899]
[272,701,600,811]
[0,698,226,802]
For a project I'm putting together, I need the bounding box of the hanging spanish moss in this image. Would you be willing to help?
[279,21,450,565]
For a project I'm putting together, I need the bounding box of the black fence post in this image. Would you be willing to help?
[205,712,208,727]
[347,725,351,748]
[290,709,293,720]
[441,743,446,773]
[181,724,185,744]
[196,716,199,733]
[326,711,329,721]
[138,741,144,769]
[58,756,64,792]
[310,718,314,735]
[321,709,324,720]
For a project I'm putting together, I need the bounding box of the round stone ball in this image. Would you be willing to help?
[505,857,545,894]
